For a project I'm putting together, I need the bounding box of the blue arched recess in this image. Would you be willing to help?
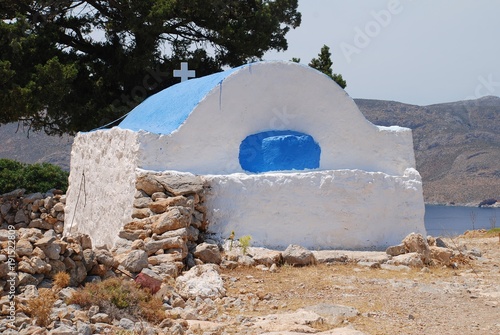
[239,130,321,173]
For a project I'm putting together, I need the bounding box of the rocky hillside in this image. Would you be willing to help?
[356,96,500,205]
[0,122,72,171]
[1,96,499,205]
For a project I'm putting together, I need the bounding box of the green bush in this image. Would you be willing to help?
[0,158,69,194]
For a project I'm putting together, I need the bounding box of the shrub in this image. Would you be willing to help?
[26,288,57,327]
[0,158,68,194]
[67,277,165,323]
[53,271,71,289]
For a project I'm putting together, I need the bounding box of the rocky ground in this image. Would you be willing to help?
[1,231,499,335]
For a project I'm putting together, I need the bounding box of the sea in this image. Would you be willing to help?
[425,205,499,237]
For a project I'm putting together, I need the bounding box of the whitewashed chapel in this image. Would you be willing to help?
[64,61,426,250]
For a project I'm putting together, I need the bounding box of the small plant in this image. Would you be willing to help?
[26,288,57,327]
[239,235,252,255]
[229,230,235,251]
[53,271,71,289]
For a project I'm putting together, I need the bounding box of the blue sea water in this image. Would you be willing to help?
[424,205,499,237]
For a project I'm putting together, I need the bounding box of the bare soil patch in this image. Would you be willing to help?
[217,233,500,334]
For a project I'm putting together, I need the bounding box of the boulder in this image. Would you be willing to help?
[402,233,430,264]
[249,247,283,266]
[176,264,225,299]
[194,243,222,265]
[430,246,453,265]
[283,244,316,266]
[390,252,424,268]
[119,250,149,273]
[386,244,406,256]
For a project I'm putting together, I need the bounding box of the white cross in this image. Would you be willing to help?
[173,62,196,82]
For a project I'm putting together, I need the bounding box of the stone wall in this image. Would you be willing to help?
[0,189,115,295]
[111,171,209,276]
[0,189,66,234]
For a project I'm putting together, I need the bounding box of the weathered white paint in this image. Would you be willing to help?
[64,128,140,247]
[122,62,415,176]
[204,169,425,250]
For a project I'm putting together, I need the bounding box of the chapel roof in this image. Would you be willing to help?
[118,64,245,134]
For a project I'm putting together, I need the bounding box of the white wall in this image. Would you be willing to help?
[205,168,426,250]
[136,62,415,176]
[64,128,140,248]
[64,62,424,249]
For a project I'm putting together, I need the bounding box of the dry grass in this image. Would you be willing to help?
[67,277,165,323]
[53,271,71,289]
[26,288,57,327]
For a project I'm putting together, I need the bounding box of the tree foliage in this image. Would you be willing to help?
[0,0,301,135]
[308,45,346,89]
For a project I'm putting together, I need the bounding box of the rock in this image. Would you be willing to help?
[18,261,35,274]
[155,173,206,196]
[136,175,165,196]
[430,246,453,265]
[14,209,29,223]
[144,236,186,256]
[95,249,118,268]
[18,272,39,286]
[238,255,256,267]
[48,325,77,335]
[91,313,111,323]
[34,235,56,248]
[386,244,406,256]
[135,272,162,294]
[435,237,450,248]
[134,197,153,209]
[42,243,62,260]
[390,252,424,267]
[148,253,183,265]
[82,249,97,271]
[119,318,135,330]
[149,196,189,214]
[76,321,92,335]
[151,263,179,278]
[249,247,283,266]
[152,207,192,234]
[252,310,324,333]
[176,264,226,299]
[402,233,430,263]
[194,243,222,264]
[303,303,359,326]
[131,208,151,219]
[30,256,52,274]
[69,261,88,286]
[16,239,34,257]
[283,244,316,266]
[119,250,148,273]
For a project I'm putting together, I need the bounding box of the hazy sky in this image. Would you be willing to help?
[264,0,500,106]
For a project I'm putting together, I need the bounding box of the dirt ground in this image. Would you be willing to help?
[217,232,500,335]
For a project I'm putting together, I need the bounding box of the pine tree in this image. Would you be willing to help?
[309,45,346,89]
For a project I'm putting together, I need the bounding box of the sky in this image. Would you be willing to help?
[264,0,500,106]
